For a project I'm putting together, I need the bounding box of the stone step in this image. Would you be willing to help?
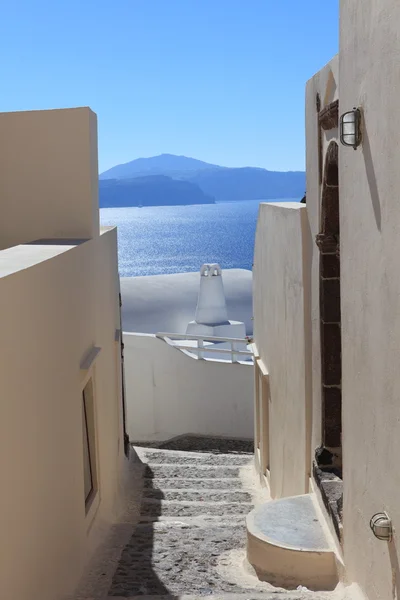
[141,451,252,466]
[144,465,240,479]
[143,478,243,490]
[138,515,247,526]
[133,435,254,454]
[141,500,252,517]
[101,594,330,600]
[100,594,330,600]
[246,494,338,591]
[73,445,336,600]
[142,489,252,502]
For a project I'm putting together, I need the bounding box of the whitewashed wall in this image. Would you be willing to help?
[124,332,254,441]
[0,107,99,249]
[0,230,132,600]
[253,202,312,498]
[339,2,400,598]
[0,109,131,600]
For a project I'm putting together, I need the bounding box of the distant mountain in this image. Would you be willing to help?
[100,154,222,181]
[99,175,215,208]
[99,154,305,203]
[189,167,305,201]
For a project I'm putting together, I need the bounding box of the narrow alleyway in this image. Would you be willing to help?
[73,437,338,600]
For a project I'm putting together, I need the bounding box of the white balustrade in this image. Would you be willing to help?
[156,332,253,363]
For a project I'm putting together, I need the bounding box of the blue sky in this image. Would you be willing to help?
[1,1,338,173]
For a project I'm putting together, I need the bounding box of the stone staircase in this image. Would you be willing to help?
[73,438,339,600]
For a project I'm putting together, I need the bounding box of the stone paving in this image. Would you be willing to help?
[109,444,259,597]
[145,465,241,479]
[73,436,344,600]
[142,490,252,503]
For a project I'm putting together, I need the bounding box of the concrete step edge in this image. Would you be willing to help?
[143,488,247,493]
[96,594,320,600]
[142,498,253,505]
[144,477,243,481]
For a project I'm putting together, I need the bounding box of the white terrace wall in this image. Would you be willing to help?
[339,2,400,598]
[253,202,312,498]
[123,332,254,441]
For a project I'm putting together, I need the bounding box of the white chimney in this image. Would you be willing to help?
[186,264,246,339]
[194,264,229,325]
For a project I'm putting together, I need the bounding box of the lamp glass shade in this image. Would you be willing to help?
[340,109,361,148]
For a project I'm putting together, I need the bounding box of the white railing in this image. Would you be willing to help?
[156,332,254,363]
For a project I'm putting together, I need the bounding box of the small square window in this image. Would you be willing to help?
[82,379,97,510]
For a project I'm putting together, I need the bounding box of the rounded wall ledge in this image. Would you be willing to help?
[246,494,339,591]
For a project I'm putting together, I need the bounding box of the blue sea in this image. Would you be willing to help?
[100,199,300,278]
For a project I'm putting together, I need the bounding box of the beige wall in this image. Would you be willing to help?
[252,6,400,594]
[253,202,312,498]
[124,332,254,441]
[0,105,130,600]
[305,56,339,458]
[0,108,99,249]
[339,2,400,598]
[0,229,130,600]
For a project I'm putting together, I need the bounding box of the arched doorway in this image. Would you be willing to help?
[316,141,342,477]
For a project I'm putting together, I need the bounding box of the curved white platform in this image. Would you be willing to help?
[120,269,253,335]
[246,494,338,591]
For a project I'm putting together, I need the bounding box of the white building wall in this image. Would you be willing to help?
[252,202,312,498]
[0,107,131,600]
[124,332,254,441]
[0,107,99,249]
[339,2,400,598]
[0,230,131,600]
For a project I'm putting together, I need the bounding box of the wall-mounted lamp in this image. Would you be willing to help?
[370,512,393,542]
[340,108,362,149]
